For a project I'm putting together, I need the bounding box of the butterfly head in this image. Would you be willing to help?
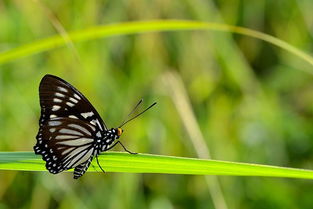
[110,128,123,139]
[116,128,123,137]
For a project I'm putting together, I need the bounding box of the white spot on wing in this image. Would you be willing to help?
[58,86,68,93]
[74,93,81,100]
[55,92,65,98]
[81,112,94,118]
[52,105,61,111]
[66,102,75,107]
[50,114,57,118]
[69,115,78,119]
[53,98,62,103]
[69,97,78,103]
[49,128,56,132]
[96,131,101,138]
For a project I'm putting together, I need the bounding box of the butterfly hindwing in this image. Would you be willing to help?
[35,117,97,173]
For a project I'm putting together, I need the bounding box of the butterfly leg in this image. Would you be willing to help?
[117,141,138,154]
[96,155,106,173]
[108,141,138,154]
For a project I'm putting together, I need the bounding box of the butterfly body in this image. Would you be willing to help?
[34,75,123,179]
[97,128,121,153]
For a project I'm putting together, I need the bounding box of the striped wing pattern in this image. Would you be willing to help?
[35,117,96,174]
[34,75,106,178]
[74,157,93,179]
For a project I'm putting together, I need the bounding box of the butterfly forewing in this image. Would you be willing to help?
[34,74,106,177]
[38,75,107,131]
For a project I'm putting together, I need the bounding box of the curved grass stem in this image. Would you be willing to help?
[0,20,313,73]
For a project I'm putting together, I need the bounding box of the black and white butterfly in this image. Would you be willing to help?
[34,74,156,179]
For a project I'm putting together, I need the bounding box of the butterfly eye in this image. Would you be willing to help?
[117,128,123,136]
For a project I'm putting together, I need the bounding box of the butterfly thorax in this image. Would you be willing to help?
[97,128,123,153]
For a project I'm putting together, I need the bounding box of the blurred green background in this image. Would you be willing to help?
[1,0,313,208]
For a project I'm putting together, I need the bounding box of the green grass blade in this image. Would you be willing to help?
[1,20,313,71]
[1,152,313,179]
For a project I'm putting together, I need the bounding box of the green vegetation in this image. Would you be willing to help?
[2,152,313,179]
[1,1,313,209]
[1,20,313,68]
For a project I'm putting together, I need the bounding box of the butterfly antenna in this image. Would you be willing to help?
[119,102,157,128]
[119,99,143,126]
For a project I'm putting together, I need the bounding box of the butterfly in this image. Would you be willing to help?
[34,74,156,179]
